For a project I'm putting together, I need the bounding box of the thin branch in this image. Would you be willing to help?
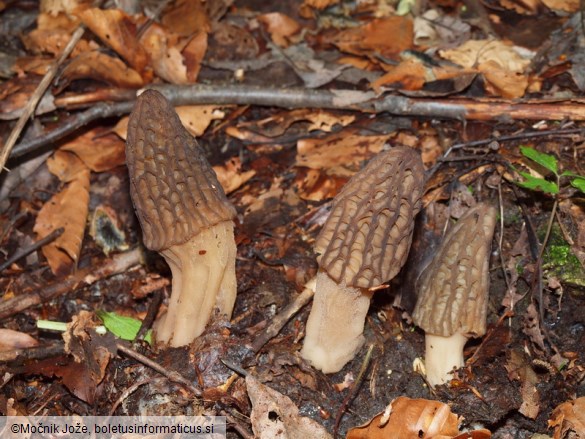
[0,26,85,173]
[0,248,142,320]
[250,277,316,353]
[0,227,64,272]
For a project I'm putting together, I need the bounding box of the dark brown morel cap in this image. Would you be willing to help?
[315,146,424,289]
[125,90,236,251]
[412,203,497,338]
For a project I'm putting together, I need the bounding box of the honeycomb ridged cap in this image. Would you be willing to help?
[315,146,424,289]
[125,90,236,251]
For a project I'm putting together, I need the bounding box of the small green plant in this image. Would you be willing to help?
[97,310,152,344]
[515,146,585,195]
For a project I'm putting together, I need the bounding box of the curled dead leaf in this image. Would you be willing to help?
[549,397,585,439]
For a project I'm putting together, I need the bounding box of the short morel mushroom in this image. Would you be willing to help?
[301,146,424,373]
[412,203,497,387]
[126,90,237,347]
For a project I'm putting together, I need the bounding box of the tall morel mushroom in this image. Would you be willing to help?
[126,90,237,347]
[301,146,424,373]
[412,203,497,387]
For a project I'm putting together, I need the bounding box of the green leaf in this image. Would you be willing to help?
[516,171,559,194]
[96,310,152,344]
[571,177,585,193]
[520,146,558,175]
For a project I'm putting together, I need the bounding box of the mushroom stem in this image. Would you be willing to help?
[424,332,468,387]
[301,270,373,373]
[154,220,237,347]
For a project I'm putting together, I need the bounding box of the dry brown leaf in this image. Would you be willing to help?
[22,13,96,57]
[140,23,189,84]
[183,31,208,82]
[257,12,301,47]
[213,157,256,194]
[497,0,540,14]
[328,16,413,60]
[549,397,585,439]
[78,8,150,76]
[439,40,531,73]
[41,0,92,16]
[175,105,226,136]
[60,128,126,172]
[34,166,90,276]
[479,60,528,99]
[296,132,390,172]
[246,375,332,439]
[231,109,355,138]
[346,396,461,439]
[505,350,540,419]
[56,50,143,91]
[295,167,348,201]
[541,0,579,11]
[0,329,39,352]
[371,58,427,92]
[161,0,209,36]
[47,149,88,182]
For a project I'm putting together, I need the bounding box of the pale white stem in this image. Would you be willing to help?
[154,221,236,347]
[424,332,468,387]
[301,270,372,373]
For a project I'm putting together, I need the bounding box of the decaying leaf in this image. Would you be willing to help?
[175,105,226,136]
[347,396,490,439]
[257,12,301,47]
[505,350,540,419]
[296,132,391,172]
[549,397,585,439]
[0,329,39,352]
[213,157,256,194]
[246,375,332,439]
[60,128,126,172]
[34,151,90,275]
[78,8,150,76]
[327,16,413,60]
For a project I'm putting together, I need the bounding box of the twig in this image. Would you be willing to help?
[0,227,64,272]
[134,289,162,344]
[116,343,201,396]
[11,86,585,162]
[332,344,375,439]
[0,342,65,363]
[109,377,157,416]
[0,248,142,320]
[0,26,85,173]
[250,277,316,353]
[221,410,254,439]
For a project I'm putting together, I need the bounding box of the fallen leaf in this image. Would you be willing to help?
[549,397,585,439]
[213,157,256,194]
[257,12,301,47]
[60,128,126,172]
[175,105,226,136]
[140,23,189,84]
[346,396,463,439]
[55,50,144,92]
[327,16,413,60]
[161,0,209,36]
[505,350,540,419]
[296,131,390,172]
[246,375,332,439]
[0,329,39,352]
[78,8,150,76]
[541,0,579,12]
[34,152,90,275]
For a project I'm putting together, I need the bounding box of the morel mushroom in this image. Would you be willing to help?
[412,203,497,387]
[301,146,424,373]
[126,90,237,347]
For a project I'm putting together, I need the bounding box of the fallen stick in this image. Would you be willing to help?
[11,84,585,161]
[0,248,142,320]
